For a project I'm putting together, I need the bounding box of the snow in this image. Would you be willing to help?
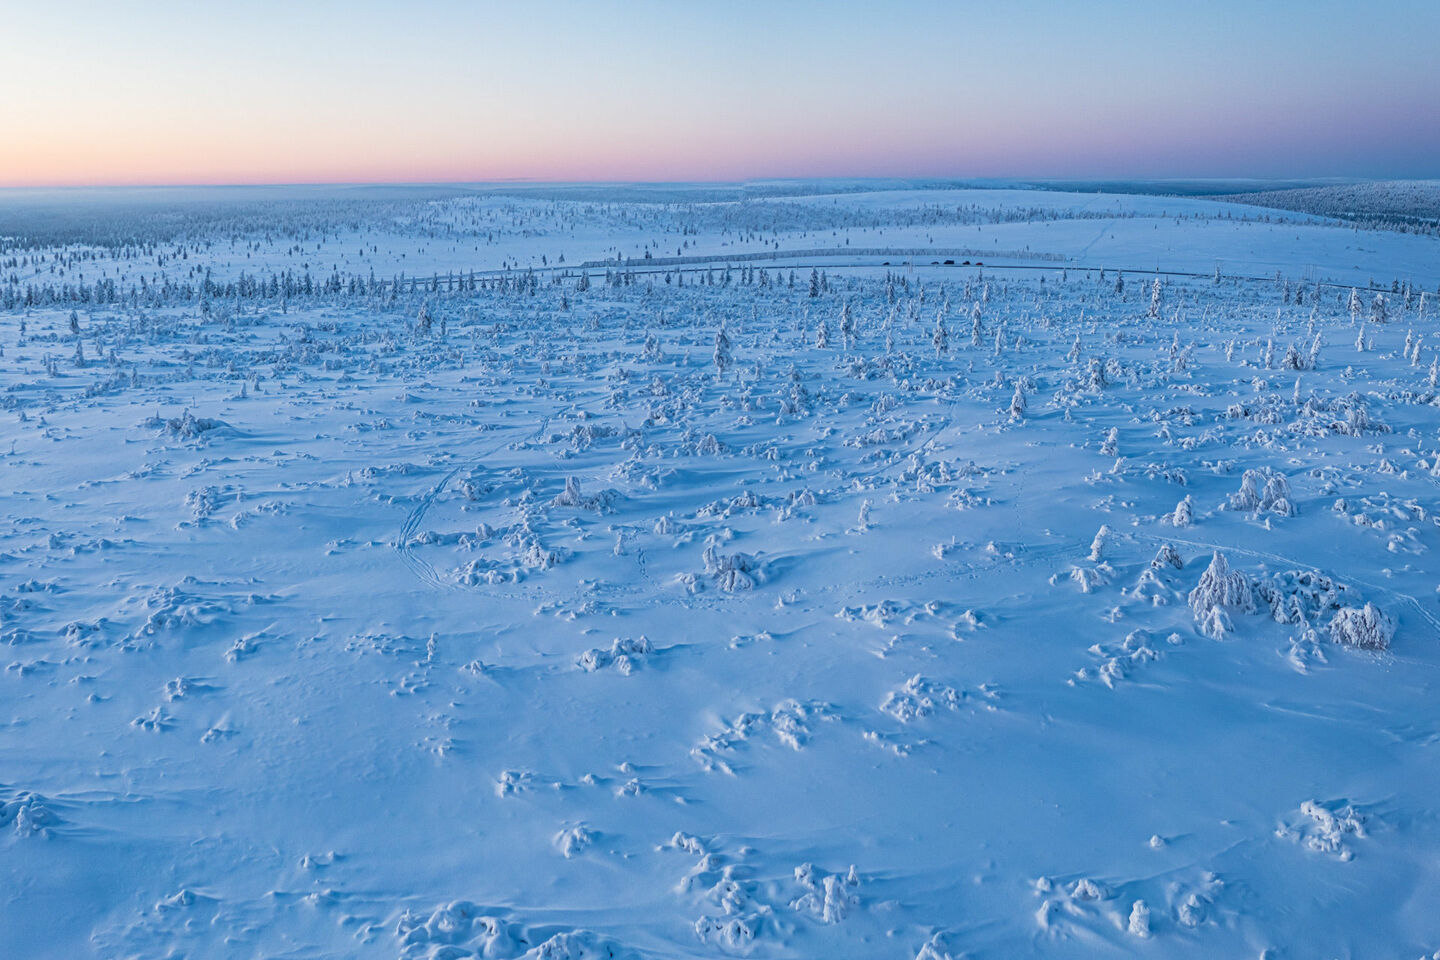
[2,182,1440,958]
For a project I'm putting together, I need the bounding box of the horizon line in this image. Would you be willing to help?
[0,173,1415,193]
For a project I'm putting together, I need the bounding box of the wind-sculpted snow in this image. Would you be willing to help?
[2,185,1439,959]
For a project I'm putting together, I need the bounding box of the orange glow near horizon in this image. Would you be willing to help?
[2,1,1437,188]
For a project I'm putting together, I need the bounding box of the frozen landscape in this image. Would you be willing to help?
[3,179,1440,959]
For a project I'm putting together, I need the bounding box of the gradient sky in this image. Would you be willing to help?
[3,0,1437,186]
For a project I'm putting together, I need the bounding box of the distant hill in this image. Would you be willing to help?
[1222,180,1440,231]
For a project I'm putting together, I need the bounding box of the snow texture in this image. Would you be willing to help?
[1,181,1438,959]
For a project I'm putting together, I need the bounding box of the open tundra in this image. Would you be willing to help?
[2,183,1440,959]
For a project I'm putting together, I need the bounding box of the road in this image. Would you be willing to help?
[377,249,1423,297]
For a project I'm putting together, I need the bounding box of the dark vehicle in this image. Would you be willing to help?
[943,259,955,265]
[881,261,890,266]
[931,260,940,265]
[962,260,971,265]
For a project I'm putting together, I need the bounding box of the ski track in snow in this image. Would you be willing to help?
[396,418,552,591]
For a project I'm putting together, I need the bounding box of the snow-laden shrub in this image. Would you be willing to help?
[881,675,962,722]
[1197,606,1234,640]
[1151,543,1183,569]
[396,901,520,956]
[914,934,958,960]
[555,824,595,858]
[1330,395,1389,437]
[1277,800,1368,860]
[1228,468,1294,517]
[146,410,228,440]
[1169,495,1194,527]
[1255,568,1351,625]
[1067,565,1110,593]
[0,791,56,837]
[1327,603,1393,650]
[577,636,652,674]
[1231,470,1265,510]
[790,863,859,924]
[551,477,616,512]
[702,546,764,592]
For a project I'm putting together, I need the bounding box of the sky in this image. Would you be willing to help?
[2,0,1437,187]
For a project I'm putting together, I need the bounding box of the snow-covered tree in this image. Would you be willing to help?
[713,323,733,378]
[1188,551,1254,638]
[1170,495,1193,527]
[1088,524,1110,562]
[1088,358,1109,391]
[1229,467,1294,517]
[1328,603,1393,650]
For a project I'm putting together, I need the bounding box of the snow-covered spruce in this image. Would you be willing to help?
[1227,467,1295,517]
[1188,552,1254,638]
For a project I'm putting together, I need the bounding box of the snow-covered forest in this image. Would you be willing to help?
[3,182,1439,959]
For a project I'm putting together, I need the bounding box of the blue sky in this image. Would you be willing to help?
[2,0,1436,185]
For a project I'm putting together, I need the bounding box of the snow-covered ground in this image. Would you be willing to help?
[7,183,1439,300]
[3,184,1440,959]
